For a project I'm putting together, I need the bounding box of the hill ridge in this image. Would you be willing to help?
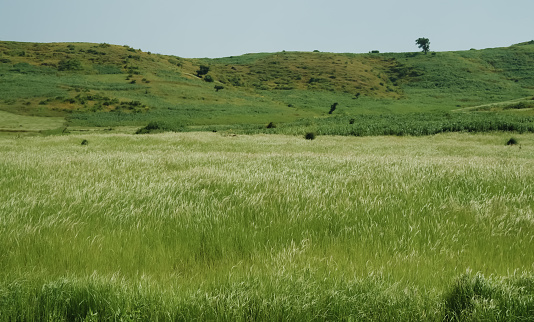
[1,40,533,126]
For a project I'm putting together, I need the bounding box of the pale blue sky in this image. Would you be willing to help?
[1,0,532,58]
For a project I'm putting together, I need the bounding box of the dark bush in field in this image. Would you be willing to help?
[204,75,214,82]
[329,102,338,114]
[266,122,276,129]
[136,122,167,134]
[305,132,316,140]
[81,139,88,145]
[504,101,532,110]
[506,137,518,145]
[58,59,82,71]
[196,65,210,77]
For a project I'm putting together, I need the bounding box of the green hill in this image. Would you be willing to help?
[1,40,534,130]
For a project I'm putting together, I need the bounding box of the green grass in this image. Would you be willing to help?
[1,132,533,320]
[0,110,65,134]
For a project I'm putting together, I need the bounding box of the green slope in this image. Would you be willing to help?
[1,40,534,128]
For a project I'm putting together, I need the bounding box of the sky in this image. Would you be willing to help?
[1,0,533,58]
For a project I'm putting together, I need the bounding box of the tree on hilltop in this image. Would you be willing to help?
[415,38,430,54]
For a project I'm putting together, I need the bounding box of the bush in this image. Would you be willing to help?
[506,137,518,145]
[196,65,210,77]
[329,102,338,115]
[204,75,214,82]
[81,139,88,145]
[136,122,167,134]
[58,59,82,71]
[266,122,276,129]
[504,101,532,110]
[304,132,316,140]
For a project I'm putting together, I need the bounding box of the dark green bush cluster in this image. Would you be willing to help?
[503,101,534,110]
[204,75,214,82]
[86,49,106,56]
[196,65,210,77]
[58,59,82,71]
[39,94,146,113]
[135,121,170,134]
[506,137,518,145]
[126,65,141,75]
[305,132,316,140]
[115,100,146,112]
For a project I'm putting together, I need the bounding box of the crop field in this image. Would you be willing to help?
[1,132,533,320]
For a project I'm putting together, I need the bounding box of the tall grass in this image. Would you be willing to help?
[1,132,533,319]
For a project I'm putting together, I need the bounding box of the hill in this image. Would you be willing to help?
[1,40,534,129]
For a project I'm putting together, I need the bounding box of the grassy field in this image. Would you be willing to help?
[1,39,534,320]
[1,132,533,320]
[0,110,64,132]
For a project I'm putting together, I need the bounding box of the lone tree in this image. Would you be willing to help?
[415,37,430,54]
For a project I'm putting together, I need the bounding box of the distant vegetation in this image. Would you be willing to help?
[1,40,534,133]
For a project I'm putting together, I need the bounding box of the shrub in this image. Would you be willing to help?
[304,132,316,140]
[81,139,88,145]
[329,102,338,114]
[204,75,214,82]
[214,85,224,92]
[506,137,518,145]
[504,101,531,110]
[266,122,276,129]
[58,59,82,71]
[196,65,210,77]
[136,122,167,134]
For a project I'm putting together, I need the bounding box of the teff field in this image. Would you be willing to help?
[1,132,533,320]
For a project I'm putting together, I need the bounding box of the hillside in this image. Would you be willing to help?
[1,40,534,128]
